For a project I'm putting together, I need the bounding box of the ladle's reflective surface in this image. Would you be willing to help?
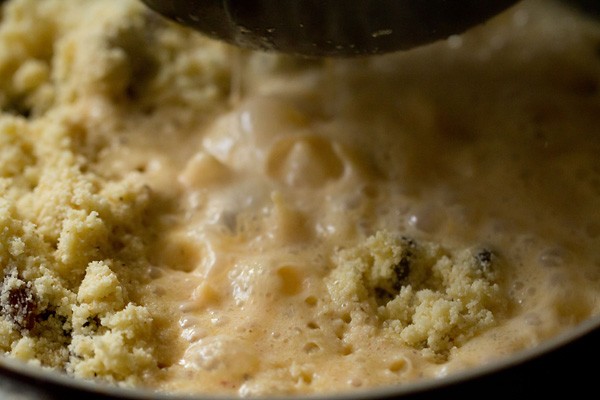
[140,0,522,56]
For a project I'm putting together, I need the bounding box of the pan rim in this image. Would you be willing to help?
[1,313,599,399]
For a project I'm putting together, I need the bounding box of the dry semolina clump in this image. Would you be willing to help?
[328,230,505,358]
[0,114,158,384]
[0,0,233,385]
[0,0,202,386]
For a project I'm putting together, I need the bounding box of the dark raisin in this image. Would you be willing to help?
[392,258,411,291]
[5,284,37,331]
[1,270,38,332]
[475,249,494,272]
[390,237,416,291]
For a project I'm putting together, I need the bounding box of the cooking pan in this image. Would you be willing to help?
[1,314,599,399]
[0,1,599,399]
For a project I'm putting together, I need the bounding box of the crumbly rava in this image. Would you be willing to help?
[0,0,599,396]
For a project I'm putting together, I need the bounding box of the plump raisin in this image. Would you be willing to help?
[374,237,418,305]
[6,285,37,330]
[391,237,416,291]
[475,249,496,276]
[476,250,492,266]
[1,269,38,332]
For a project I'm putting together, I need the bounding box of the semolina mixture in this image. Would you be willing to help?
[0,0,599,397]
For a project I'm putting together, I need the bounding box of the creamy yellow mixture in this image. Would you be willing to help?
[0,0,599,397]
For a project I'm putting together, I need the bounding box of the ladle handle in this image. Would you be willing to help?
[140,0,521,56]
[140,0,600,57]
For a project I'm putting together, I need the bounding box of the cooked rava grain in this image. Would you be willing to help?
[0,0,599,396]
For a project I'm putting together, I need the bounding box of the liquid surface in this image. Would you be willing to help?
[0,0,599,397]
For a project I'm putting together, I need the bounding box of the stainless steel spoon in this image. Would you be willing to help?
[139,0,521,57]
[139,1,600,57]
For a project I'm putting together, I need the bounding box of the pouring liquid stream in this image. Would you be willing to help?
[227,45,348,133]
[228,46,247,106]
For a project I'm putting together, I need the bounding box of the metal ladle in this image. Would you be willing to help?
[140,0,599,57]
